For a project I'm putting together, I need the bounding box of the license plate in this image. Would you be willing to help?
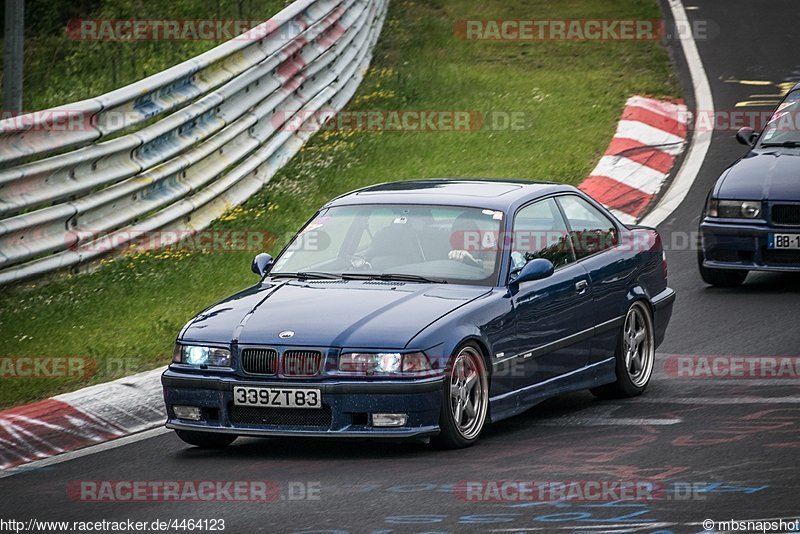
[769,233,800,249]
[233,387,321,408]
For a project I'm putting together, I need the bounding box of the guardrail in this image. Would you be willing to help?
[0,0,388,286]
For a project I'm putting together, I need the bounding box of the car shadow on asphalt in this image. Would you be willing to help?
[168,391,613,461]
[703,271,800,293]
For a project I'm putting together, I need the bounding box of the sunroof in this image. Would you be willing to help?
[356,180,524,198]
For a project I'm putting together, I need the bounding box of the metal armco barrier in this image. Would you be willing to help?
[0,0,388,286]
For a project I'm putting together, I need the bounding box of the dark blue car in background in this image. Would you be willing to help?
[162,180,675,448]
[700,84,800,286]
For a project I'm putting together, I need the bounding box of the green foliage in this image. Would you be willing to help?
[3,0,286,111]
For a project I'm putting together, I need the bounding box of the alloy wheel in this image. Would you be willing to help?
[448,346,488,440]
[623,302,655,387]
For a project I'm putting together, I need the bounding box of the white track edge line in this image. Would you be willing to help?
[640,0,714,228]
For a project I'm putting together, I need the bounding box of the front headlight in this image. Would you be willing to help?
[173,344,232,367]
[707,199,761,219]
[339,352,432,375]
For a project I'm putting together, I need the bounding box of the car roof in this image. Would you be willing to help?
[323,179,576,211]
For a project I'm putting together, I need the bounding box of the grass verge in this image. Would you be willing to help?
[1,0,286,112]
[0,0,680,408]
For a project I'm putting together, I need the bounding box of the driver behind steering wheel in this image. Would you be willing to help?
[448,213,496,270]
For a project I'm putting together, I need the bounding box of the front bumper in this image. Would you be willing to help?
[161,369,444,439]
[700,220,800,272]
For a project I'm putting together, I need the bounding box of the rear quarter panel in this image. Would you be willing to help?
[584,226,666,365]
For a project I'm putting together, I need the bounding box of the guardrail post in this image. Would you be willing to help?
[2,0,25,116]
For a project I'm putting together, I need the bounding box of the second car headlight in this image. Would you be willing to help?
[173,344,232,367]
[707,199,761,219]
[339,352,432,374]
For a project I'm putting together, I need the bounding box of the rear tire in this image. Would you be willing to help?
[175,430,237,449]
[433,342,489,449]
[591,301,655,399]
[698,250,747,287]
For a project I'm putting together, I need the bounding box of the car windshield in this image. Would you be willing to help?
[759,90,800,147]
[271,204,505,286]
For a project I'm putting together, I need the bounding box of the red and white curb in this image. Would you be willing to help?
[579,96,690,225]
[0,367,166,472]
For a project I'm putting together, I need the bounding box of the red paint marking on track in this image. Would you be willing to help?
[514,464,689,481]
[0,399,123,470]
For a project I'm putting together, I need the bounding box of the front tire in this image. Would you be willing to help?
[434,342,489,449]
[591,301,655,399]
[175,430,237,449]
[698,250,748,287]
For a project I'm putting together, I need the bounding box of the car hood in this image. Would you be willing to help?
[718,150,800,200]
[180,280,491,349]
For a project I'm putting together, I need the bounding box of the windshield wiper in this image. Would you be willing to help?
[761,141,800,148]
[270,272,342,280]
[341,273,448,284]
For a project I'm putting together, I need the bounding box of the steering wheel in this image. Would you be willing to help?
[348,255,372,271]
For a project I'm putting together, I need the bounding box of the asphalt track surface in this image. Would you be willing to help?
[2,2,800,533]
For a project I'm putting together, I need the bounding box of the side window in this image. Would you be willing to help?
[511,198,575,271]
[760,90,800,145]
[557,195,619,260]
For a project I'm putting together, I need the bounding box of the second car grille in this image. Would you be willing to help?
[241,348,278,375]
[772,204,800,225]
[763,249,800,265]
[283,350,323,376]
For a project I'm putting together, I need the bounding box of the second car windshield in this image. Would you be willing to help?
[759,90,800,146]
[270,204,505,286]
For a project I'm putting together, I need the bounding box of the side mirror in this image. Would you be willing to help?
[736,127,757,147]
[511,258,555,286]
[251,253,274,277]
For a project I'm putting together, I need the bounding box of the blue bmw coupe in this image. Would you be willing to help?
[162,180,675,448]
[699,83,800,286]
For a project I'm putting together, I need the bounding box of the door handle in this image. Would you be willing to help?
[575,280,589,294]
